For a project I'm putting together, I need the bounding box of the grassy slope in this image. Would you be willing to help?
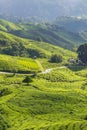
[0,30,76,69]
[0,54,40,73]
[0,19,21,31]
[0,67,87,130]
[0,19,87,130]
[0,19,86,50]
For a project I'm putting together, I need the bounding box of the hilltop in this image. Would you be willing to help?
[0,19,86,50]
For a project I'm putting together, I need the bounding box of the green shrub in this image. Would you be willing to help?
[50,54,63,63]
[0,88,12,97]
[77,44,87,64]
[23,76,33,85]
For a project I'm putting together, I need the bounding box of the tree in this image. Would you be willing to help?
[23,76,33,85]
[77,44,87,64]
[50,54,62,63]
[36,36,42,42]
[27,48,46,58]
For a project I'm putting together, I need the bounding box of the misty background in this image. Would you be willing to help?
[0,0,86,20]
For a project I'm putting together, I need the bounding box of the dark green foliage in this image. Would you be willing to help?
[27,48,46,58]
[0,39,9,46]
[2,42,28,57]
[0,39,46,58]
[50,54,63,63]
[77,44,87,64]
[84,115,87,120]
[0,88,12,97]
[0,116,10,130]
[23,76,33,84]
[36,36,42,42]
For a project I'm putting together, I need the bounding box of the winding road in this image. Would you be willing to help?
[0,66,66,75]
[41,66,66,74]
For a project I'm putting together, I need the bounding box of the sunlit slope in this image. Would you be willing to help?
[0,30,76,59]
[0,67,87,129]
[0,19,86,50]
[0,19,21,31]
[0,54,39,73]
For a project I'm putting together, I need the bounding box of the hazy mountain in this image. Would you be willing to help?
[0,19,86,50]
[0,0,87,20]
[54,16,87,32]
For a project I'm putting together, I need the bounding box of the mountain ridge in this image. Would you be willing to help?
[0,0,87,20]
[0,19,86,50]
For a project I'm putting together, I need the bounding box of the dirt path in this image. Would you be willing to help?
[41,66,66,74]
[0,58,66,75]
[35,59,44,71]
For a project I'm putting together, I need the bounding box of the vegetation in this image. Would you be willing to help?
[77,44,87,64]
[0,30,77,70]
[0,67,87,129]
[23,76,33,85]
[0,54,40,73]
[50,54,63,63]
[0,18,87,130]
[0,19,86,50]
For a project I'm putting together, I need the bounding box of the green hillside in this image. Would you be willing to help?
[0,67,87,130]
[0,19,87,130]
[0,30,76,60]
[12,23,85,49]
[0,29,77,72]
[0,54,40,73]
[0,19,86,50]
[0,19,21,31]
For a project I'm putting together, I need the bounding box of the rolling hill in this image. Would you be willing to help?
[0,25,77,70]
[0,16,87,130]
[0,19,86,50]
[1,1,87,130]
[0,54,40,73]
[0,30,76,59]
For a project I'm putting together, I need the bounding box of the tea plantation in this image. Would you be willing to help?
[0,19,87,130]
[0,54,40,73]
[0,67,87,130]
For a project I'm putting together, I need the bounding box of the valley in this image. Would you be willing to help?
[0,18,87,130]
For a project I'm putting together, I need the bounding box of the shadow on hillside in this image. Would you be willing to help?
[67,65,87,72]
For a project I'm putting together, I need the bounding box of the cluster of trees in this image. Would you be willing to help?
[0,88,12,97]
[50,54,63,63]
[27,48,46,58]
[49,44,87,65]
[77,44,87,64]
[0,40,45,58]
[3,43,26,56]
[1,38,87,66]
